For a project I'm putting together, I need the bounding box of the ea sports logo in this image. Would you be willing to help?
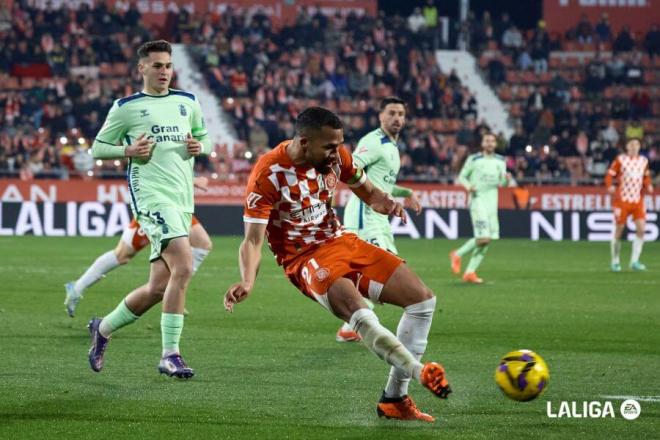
[620,399,641,420]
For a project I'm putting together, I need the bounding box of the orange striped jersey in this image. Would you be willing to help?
[243,140,366,266]
[605,154,651,204]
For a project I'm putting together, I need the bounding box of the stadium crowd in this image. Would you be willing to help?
[472,11,659,183]
[0,1,658,184]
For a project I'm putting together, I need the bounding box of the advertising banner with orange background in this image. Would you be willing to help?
[1,179,658,212]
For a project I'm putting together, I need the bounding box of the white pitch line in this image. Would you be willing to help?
[600,395,660,402]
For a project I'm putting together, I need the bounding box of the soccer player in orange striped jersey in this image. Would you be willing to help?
[605,138,654,272]
[224,107,451,422]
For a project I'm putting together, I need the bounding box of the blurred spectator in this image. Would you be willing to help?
[527,86,545,112]
[456,119,476,149]
[584,54,607,95]
[625,119,644,140]
[575,13,594,44]
[72,146,93,174]
[530,22,550,74]
[630,88,651,118]
[422,0,438,29]
[508,125,529,156]
[408,8,426,34]
[624,55,644,85]
[613,26,635,53]
[502,25,524,52]
[517,49,533,70]
[488,58,506,85]
[550,74,571,104]
[594,13,612,43]
[644,24,660,58]
[600,120,620,147]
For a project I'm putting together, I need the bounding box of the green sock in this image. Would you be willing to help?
[161,313,184,356]
[99,300,139,337]
[456,238,477,257]
[466,245,489,274]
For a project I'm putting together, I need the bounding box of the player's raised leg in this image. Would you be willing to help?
[88,259,170,372]
[65,241,133,317]
[630,218,647,271]
[157,236,194,378]
[65,222,146,317]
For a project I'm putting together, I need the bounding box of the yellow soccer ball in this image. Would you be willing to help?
[495,350,549,401]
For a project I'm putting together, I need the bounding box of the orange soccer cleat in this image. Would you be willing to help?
[376,393,435,422]
[462,272,483,284]
[336,327,361,342]
[449,251,462,275]
[420,362,452,399]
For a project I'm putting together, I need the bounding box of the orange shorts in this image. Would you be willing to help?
[613,201,645,225]
[121,215,200,251]
[284,233,404,306]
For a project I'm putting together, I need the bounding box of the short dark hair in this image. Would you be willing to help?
[137,40,172,59]
[380,96,406,112]
[295,107,343,135]
[480,131,497,143]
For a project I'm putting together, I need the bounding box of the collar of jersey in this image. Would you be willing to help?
[139,90,172,98]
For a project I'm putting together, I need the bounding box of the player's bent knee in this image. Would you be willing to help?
[116,253,133,265]
[171,264,193,283]
[406,295,436,315]
[203,239,213,252]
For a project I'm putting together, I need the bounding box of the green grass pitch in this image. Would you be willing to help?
[0,236,658,439]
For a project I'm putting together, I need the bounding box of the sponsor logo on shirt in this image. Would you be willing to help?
[291,203,328,223]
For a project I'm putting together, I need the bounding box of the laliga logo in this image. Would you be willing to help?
[547,399,640,419]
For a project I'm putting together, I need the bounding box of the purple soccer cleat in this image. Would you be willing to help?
[87,317,109,372]
[158,353,194,379]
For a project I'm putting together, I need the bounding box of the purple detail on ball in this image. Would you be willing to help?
[520,353,533,362]
[537,379,546,391]
[499,364,508,372]
[517,373,528,390]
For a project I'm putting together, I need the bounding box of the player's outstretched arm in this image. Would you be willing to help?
[393,185,422,214]
[224,222,267,312]
[352,176,407,224]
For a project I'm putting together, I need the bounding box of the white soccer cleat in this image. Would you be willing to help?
[64,282,82,317]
